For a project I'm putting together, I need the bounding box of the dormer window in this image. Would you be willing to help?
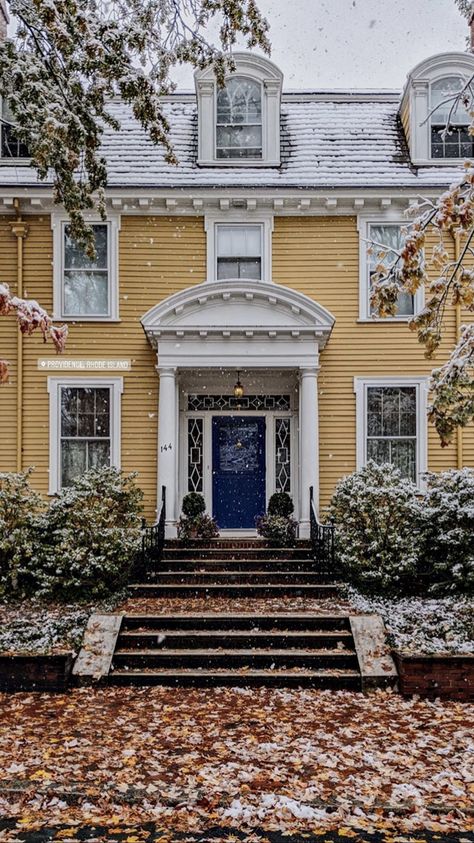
[400,52,474,166]
[216,77,262,160]
[1,100,29,159]
[430,76,473,159]
[195,52,283,167]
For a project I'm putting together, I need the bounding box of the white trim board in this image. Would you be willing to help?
[47,376,124,494]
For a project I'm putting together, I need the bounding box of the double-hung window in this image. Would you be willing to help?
[355,377,428,486]
[48,378,123,493]
[359,219,423,320]
[430,76,473,159]
[216,224,263,280]
[53,216,119,320]
[216,76,263,160]
[0,100,29,159]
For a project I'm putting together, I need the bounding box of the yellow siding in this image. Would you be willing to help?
[400,94,411,149]
[1,215,206,519]
[272,216,465,508]
[0,217,19,472]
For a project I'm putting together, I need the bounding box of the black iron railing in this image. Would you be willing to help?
[140,485,166,579]
[309,485,336,575]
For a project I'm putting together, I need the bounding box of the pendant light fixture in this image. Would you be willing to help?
[233,370,244,399]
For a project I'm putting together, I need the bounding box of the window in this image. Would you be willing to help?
[52,215,119,320]
[430,76,474,159]
[1,100,29,159]
[354,377,428,487]
[216,224,262,280]
[216,77,262,160]
[368,224,414,317]
[48,377,123,493]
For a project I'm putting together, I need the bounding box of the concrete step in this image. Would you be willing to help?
[117,628,354,650]
[108,668,362,689]
[121,613,352,631]
[112,647,359,670]
[128,583,341,598]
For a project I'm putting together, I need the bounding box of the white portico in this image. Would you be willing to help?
[141,280,335,537]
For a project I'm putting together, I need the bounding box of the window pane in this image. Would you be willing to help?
[217,225,261,257]
[216,125,262,151]
[367,438,390,465]
[217,259,239,280]
[88,440,110,471]
[216,77,262,125]
[64,225,108,270]
[431,76,466,124]
[61,440,87,487]
[63,271,109,316]
[238,259,261,279]
[61,388,78,437]
[390,439,417,482]
[369,224,414,316]
[1,102,29,158]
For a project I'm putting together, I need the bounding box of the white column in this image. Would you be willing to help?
[299,366,319,538]
[157,366,178,536]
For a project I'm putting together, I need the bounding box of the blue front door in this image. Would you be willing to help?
[212,416,266,529]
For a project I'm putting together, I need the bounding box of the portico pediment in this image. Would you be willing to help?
[141,280,335,356]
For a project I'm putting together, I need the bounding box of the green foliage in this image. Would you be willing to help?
[256,514,297,547]
[177,512,219,541]
[267,492,294,518]
[33,467,143,601]
[329,461,421,596]
[0,0,269,254]
[182,492,206,519]
[417,468,474,595]
[0,469,42,596]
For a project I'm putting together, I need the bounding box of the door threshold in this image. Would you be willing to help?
[219,529,259,537]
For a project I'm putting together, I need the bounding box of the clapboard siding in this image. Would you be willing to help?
[0,217,19,472]
[272,216,464,508]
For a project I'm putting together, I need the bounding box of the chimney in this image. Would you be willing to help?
[0,1,8,40]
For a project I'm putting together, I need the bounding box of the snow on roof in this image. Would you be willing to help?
[0,96,461,190]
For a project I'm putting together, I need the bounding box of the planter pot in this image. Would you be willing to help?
[393,650,474,702]
[0,651,74,692]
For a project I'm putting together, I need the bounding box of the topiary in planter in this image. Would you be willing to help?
[256,513,297,547]
[181,492,206,519]
[267,492,294,518]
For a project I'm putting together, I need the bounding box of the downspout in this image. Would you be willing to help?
[10,200,29,472]
[453,231,463,470]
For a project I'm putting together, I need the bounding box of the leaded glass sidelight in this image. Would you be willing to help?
[368,224,414,317]
[216,76,262,159]
[60,387,111,487]
[366,386,417,481]
[188,418,204,492]
[275,417,291,493]
[430,76,474,159]
[63,224,109,317]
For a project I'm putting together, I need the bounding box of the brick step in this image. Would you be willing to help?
[117,629,354,649]
[112,648,358,670]
[145,571,331,585]
[121,613,352,632]
[153,559,316,572]
[162,548,314,561]
[108,668,362,689]
[164,540,312,549]
[128,583,341,598]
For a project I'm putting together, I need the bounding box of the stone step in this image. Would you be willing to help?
[153,559,316,572]
[112,648,359,670]
[108,668,362,689]
[128,583,341,598]
[121,613,352,631]
[146,571,330,585]
[117,629,354,649]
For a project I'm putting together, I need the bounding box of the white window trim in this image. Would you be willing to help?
[47,376,123,494]
[357,216,424,321]
[51,212,121,321]
[354,375,429,490]
[204,211,274,282]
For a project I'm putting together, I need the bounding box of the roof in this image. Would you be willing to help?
[0,96,462,191]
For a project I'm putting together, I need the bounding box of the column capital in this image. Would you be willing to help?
[299,366,319,378]
[156,365,177,376]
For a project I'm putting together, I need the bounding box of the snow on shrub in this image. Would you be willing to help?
[329,461,421,595]
[0,469,42,596]
[33,467,143,601]
[417,468,474,595]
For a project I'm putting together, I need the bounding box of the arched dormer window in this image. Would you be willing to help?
[195,53,283,167]
[216,76,262,159]
[430,76,473,159]
[400,52,474,166]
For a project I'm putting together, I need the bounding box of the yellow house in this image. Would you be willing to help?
[1,51,473,536]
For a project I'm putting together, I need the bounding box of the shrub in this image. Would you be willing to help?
[256,514,297,547]
[417,468,474,595]
[328,461,421,595]
[0,469,42,596]
[267,492,294,518]
[33,467,143,601]
[181,492,206,519]
[177,512,219,541]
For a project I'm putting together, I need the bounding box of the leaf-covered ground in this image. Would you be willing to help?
[0,687,472,837]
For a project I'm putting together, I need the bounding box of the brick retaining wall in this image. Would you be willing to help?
[394,652,474,701]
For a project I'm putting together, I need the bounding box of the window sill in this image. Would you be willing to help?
[411,158,470,167]
[197,158,281,168]
[0,158,32,167]
[356,317,415,323]
[53,316,121,323]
